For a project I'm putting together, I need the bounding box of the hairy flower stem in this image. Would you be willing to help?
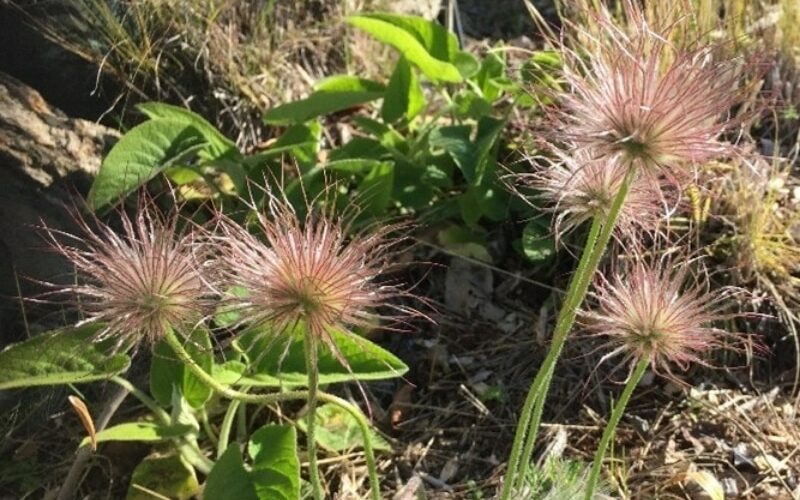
[304,335,324,499]
[584,356,650,500]
[162,330,381,500]
[110,376,214,474]
[217,399,241,459]
[500,167,635,499]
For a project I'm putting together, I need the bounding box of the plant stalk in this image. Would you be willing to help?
[304,334,324,499]
[584,356,650,500]
[500,167,636,498]
[162,330,381,499]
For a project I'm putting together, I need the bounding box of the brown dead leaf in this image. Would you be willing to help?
[68,395,96,452]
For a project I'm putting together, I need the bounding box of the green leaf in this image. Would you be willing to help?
[357,161,395,216]
[429,125,475,181]
[314,75,385,93]
[453,51,480,78]
[149,329,213,409]
[81,422,194,448]
[325,158,384,174]
[232,325,408,387]
[475,52,507,102]
[296,404,390,452]
[88,119,206,210]
[521,220,555,262]
[126,453,199,500]
[0,325,130,390]
[437,225,492,262]
[205,446,259,500]
[263,78,385,125]
[248,425,301,500]
[382,56,425,123]
[136,102,238,159]
[347,14,462,83]
[328,137,389,162]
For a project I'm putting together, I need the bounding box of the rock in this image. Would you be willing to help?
[0,72,118,336]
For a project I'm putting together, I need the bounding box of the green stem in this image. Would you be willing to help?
[500,217,601,498]
[584,357,650,500]
[217,399,241,459]
[500,167,637,498]
[110,376,214,474]
[304,335,324,500]
[162,330,381,499]
[199,408,219,448]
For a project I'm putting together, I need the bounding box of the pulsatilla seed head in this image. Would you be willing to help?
[517,148,664,239]
[44,200,209,347]
[214,191,408,356]
[555,1,755,174]
[583,256,730,380]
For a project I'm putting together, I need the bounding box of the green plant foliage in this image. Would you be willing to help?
[137,102,239,159]
[150,328,214,409]
[88,119,208,210]
[248,425,301,500]
[206,426,301,500]
[263,77,385,124]
[126,453,199,500]
[214,325,409,387]
[80,422,194,448]
[0,325,130,389]
[382,56,425,122]
[346,13,463,83]
[521,220,556,262]
[296,403,391,452]
[205,446,259,500]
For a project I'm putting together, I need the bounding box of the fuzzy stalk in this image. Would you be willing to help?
[304,334,324,499]
[584,356,650,500]
[500,167,636,498]
[111,376,214,474]
[162,329,381,500]
[217,399,241,459]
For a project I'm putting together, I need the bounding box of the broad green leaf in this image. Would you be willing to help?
[357,161,395,216]
[248,425,300,500]
[437,225,492,262]
[80,422,194,448]
[136,102,238,159]
[347,14,462,83]
[453,51,480,78]
[429,125,474,181]
[296,404,391,452]
[473,116,506,185]
[328,137,389,162]
[325,158,385,174]
[89,119,206,210]
[0,325,130,390]
[475,52,507,102]
[352,116,406,150]
[315,75,385,93]
[205,446,259,500]
[521,220,555,262]
[149,329,213,409]
[382,56,425,122]
[232,325,408,387]
[263,78,385,125]
[126,453,199,500]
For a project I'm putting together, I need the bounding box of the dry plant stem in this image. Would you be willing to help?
[162,330,381,500]
[304,334,324,500]
[110,376,214,474]
[501,167,636,498]
[584,356,650,500]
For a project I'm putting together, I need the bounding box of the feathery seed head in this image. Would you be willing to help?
[583,256,728,379]
[214,191,406,352]
[45,201,208,347]
[516,148,664,238]
[556,1,753,173]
